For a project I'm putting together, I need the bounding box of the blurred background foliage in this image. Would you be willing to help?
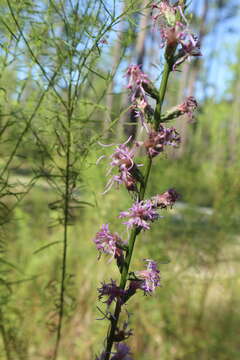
[0,0,240,359]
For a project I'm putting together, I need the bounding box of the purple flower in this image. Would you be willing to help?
[110,143,135,171]
[126,65,151,130]
[131,98,154,132]
[100,135,146,194]
[135,259,161,294]
[101,140,141,193]
[111,343,133,360]
[152,188,179,209]
[178,30,201,55]
[98,279,125,307]
[151,1,177,30]
[126,65,149,102]
[173,28,202,68]
[151,2,181,47]
[93,224,122,260]
[144,126,181,158]
[132,97,148,126]
[113,169,137,192]
[151,2,201,67]
[178,96,198,121]
[119,200,159,230]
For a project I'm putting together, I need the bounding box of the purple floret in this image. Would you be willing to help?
[178,96,198,121]
[152,188,179,209]
[98,279,125,307]
[101,139,141,194]
[93,224,122,260]
[135,259,161,294]
[126,65,149,102]
[119,200,159,230]
[111,342,133,360]
[110,143,135,171]
[144,126,181,158]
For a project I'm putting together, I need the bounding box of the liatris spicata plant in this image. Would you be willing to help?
[93,1,200,359]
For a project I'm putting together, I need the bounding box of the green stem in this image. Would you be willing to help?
[104,48,174,360]
[53,73,73,360]
[154,61,171,130]
[139,157,152,200]
[0,309,12,360]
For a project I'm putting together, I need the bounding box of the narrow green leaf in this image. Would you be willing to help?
[0,258,24,274]
[33,241,62,255]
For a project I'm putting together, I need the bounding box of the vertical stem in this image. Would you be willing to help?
[139,157,152,199]
[53,65,73,359]
[0,309,12,360]
[154,61,171,130]
[53,107,72,360]
[53,123,71,360]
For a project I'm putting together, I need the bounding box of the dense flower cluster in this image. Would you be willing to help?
[136,259,161,294]
[178,96,198,121]
[126,65,149,102]
[152,188,179,209]
[151,1,201,68]
[127,259,161,296]
[126,65,152,129]
[98,280,125,307]
[119,200,159,230]
[93,224,123,261]
[174,27,202,68]
[102,140,140,193]
[132,97,153,131]
[152,0,179,46]
[110,143,135,170]
[144,125,181,157]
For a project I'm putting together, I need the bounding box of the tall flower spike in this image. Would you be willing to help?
[119,200,159,230]
[94,2,198,357]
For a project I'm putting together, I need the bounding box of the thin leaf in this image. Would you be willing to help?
[0,258,24,274]
[33,241,62,255]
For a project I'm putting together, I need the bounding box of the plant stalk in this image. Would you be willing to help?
[103,51,174,360]
[0,309,12,360]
